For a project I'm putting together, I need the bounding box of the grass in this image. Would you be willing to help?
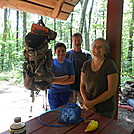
[0,71,23,85]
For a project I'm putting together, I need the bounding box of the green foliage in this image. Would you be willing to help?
[0,38,24,72]
[0,72,10,81]
[120,74,134,87]
[0,70,23,85]
[121,0,134,85]
[0,0,133,86]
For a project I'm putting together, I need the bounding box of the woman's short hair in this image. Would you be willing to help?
[54,43,66,51]
[92,38,110,56]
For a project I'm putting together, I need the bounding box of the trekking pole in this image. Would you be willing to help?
[29,91,35,118]
[45,90,48,111]
[42,90,45,109]
[43,90,48,111]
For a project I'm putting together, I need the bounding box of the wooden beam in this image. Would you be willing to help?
[0,0,6,9]
[51,0,66,19]
[21,0,75,13]
[28,0,78,7]
[106,0,124,119]
[0,0,79,20]
[27,0,58,8]
[6,0,52,15]
[1,0,71,20]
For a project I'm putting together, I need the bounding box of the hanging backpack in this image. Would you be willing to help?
[23,20,57,94]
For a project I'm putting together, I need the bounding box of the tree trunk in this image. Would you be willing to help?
[23,12,27,47]
[8,9,12,71]
[84,20,89,50]
[70,13,73,49]
[83,0,94,50]
[79,0,89,33]
[54,19,56,45]
[87,0,94,47]
[127,1,134,73]
[1,9,8,71]
[16,11,19,51]
[102,11,105,37]
[59,20,62,40]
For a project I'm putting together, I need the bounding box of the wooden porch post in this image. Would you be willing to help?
[106,0,124,119]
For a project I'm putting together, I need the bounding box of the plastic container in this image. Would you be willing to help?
[10,117,26,134]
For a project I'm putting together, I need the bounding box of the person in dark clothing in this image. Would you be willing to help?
[66,33,92,107]
[80,38,119,119]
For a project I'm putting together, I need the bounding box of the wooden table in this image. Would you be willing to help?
[25,109,130,134]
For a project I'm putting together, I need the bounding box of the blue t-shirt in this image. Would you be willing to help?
[48,58,75,93]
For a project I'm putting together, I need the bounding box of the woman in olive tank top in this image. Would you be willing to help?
[80,38,119,119]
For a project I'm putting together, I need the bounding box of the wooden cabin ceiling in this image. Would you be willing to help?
[0,0,80,20]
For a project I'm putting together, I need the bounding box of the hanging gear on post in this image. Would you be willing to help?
[23,17,57,113]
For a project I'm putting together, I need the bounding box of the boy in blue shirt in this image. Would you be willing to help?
[48,43,75,109]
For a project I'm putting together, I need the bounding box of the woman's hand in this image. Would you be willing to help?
[83,100,96,111]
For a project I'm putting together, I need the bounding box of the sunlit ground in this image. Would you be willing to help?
[0,81,48,133]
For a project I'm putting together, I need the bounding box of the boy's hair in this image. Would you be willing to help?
[72,33,82,40]
[54,43,66,51]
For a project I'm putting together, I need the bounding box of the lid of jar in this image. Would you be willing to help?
[10,117,25,129]
[14,117,21,123]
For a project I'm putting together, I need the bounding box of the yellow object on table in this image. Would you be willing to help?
[85,120,98,132]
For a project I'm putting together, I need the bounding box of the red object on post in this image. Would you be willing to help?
[118,104,133,111]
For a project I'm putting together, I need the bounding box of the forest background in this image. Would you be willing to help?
[0,0,133,86]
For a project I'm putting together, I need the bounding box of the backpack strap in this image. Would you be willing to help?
[38,108,84,127]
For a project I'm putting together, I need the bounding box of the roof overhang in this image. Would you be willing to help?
[0,0,80,20]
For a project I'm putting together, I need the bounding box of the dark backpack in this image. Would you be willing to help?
[23,22,57,93]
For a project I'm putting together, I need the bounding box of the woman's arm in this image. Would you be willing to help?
[93,73,119,105]
[84,73,119,110]
[80,72,89,102]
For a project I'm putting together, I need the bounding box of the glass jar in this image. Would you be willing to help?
[10,117,26,134]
